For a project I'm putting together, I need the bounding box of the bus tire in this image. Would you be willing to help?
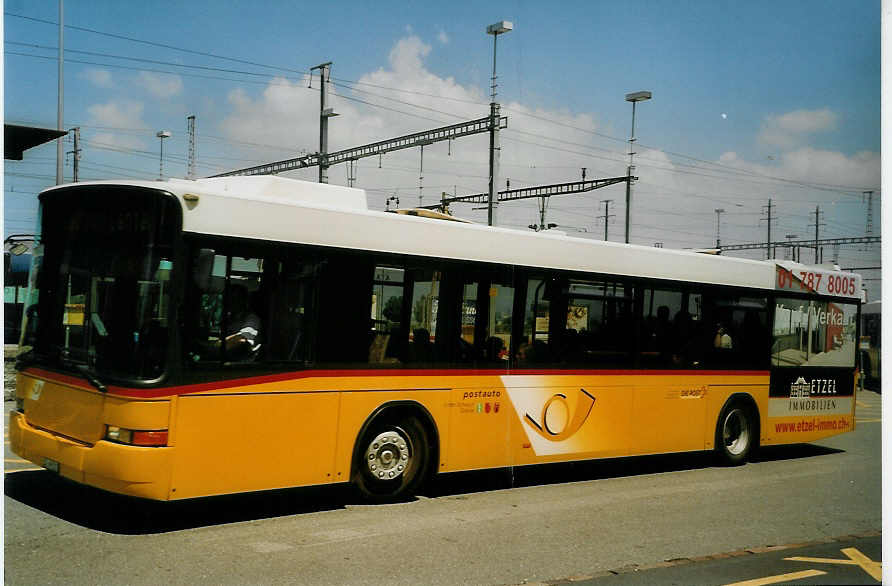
[353,415,430,503]
[714,400,756,466]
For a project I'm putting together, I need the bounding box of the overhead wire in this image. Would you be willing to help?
[7,11,881,196]
[6,49,878,197]
[5,10,879,249]
[5,12,308,75]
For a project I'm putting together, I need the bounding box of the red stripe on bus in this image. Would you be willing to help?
[21,367,770,400]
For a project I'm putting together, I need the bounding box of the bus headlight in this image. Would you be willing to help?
[105,426,168,447]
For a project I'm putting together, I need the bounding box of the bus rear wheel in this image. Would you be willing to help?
[353,415,429,503]
[715,402,755,466]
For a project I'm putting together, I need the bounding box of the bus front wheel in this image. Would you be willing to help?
[714,401,755,466]
[353,415,429,502]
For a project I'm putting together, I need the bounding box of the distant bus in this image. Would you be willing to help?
[4,248,32,341]
[860,301,880,391]
[10,177,862,502]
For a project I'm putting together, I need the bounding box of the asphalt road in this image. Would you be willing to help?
[3,385,883,585]
[576,535,882,585]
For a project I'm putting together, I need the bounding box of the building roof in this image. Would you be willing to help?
[4,124,67,161]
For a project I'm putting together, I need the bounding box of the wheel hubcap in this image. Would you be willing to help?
[364,430,411,480]
[723,409,750,456]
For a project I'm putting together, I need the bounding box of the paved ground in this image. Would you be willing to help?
[4,345,18,401]
[3,363,883,585]
[565,534,882,586]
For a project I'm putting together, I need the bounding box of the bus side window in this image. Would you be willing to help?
[485,280,514,364]
[370,266,405,365]
[265,257,319,363]
[700,294,767,370]
[452,277,486,366]
[519,276,555,366]
[191,253,227,363]
[563,279,634,368]
[315,255,374,367]
[640,288,699,368]
[407,269,442,365]
[189,252,264,364]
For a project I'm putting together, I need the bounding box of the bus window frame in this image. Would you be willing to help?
[173,235,861,382]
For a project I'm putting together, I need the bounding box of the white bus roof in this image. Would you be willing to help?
[44,176,862,298]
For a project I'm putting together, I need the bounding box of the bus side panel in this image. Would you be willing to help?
[761,369,856,446]
[504,375,633,467]
[630,375,708,455]
[445,382,512,472]
[332,388,453,480]
[169,391,339,499]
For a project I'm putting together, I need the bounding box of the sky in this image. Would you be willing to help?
[2,0,883,299]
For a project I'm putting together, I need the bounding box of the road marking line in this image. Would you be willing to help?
[786,556,857,565]
[786,547,882,581]
[5,458,30,463]
[4,467,43,473]
[841,547,883,581]
[722,569,825,586]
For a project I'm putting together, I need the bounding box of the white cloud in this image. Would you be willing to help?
[388,36,432,74]
[215,35,655,233]
[135,72,184,99]
[216,35,878,258]
[86,100,147,149]
[88,100,144,128]
[437,30,450,45]
[217,76,326,169]
[80,68,113,88]
[716,147,878,192]
[718,151,739,164]
[219,35,482,160]
[774,109,837,133]
[758,108,837,149]
[776,147,879,188]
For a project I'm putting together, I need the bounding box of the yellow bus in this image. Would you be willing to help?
[10,176,862,502]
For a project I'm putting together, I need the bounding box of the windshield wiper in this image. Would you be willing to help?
[73,363,108,393]
[15,348,38,370]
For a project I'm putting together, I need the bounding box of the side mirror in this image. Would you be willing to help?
[192,248,215,291]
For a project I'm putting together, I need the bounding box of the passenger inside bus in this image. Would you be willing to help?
[223,284,262,361]
[713,323,733,349]
[409,328,434,363]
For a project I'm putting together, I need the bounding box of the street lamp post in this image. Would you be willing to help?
[486,20,512,227]
[624,90,652,244]
[156,130,171,180]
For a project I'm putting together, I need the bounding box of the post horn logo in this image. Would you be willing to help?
[523,388,596,442]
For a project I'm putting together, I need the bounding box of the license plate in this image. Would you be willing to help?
[42,458,60,473]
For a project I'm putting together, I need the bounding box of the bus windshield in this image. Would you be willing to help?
[22,187,180,382]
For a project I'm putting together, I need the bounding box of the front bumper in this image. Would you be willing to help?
[9,410,173,500]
